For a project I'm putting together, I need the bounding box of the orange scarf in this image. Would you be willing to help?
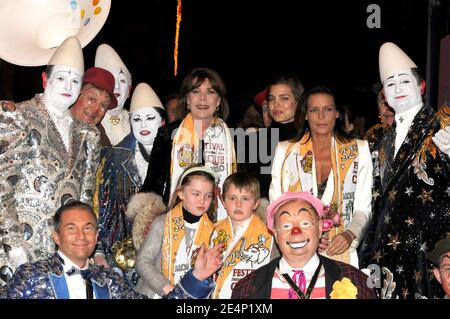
[161,202,214,284]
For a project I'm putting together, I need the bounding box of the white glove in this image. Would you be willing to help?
[432,126,450,158]
[7,246,29,268]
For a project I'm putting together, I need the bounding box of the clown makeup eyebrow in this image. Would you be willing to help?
[386,73,409,81]
[279,211,292,218]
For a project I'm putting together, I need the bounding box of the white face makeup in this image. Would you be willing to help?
[383,68,422,114]
[44,65,83,112]
[130,107,163,146]
[108,69,130,115]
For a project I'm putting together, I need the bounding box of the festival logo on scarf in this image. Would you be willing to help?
[301,150,313,173]
[212,229,230,250]
[177,143,195,167]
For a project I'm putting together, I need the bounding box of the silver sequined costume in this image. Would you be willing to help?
[0,94,100,284]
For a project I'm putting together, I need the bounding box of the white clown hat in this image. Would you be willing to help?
[130,83,164,113]
[48,36,84,74]
[379,42,417,83]
[0,0,111,66]
[95,43,132,86]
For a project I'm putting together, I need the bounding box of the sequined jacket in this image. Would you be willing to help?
[1,253,214,299]
[360,104,450,299]
[0,95,100,282]
[2,253,144,299]
[93,133,142,281]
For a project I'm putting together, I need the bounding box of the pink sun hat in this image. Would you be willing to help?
[266,192,327,231]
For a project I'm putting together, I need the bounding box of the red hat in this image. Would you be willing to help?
[254,87,268,107]
[266,192,326,231]
[83,67,118,109]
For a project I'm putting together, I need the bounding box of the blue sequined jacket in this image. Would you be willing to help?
[0,253,214,299]
[94,133,141,259]
[1,253,144,299]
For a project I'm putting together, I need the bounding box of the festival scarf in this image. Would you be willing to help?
[161,202,215,284]
[210,215,273,299]
[170,113,237,220]
[279,133,359,264]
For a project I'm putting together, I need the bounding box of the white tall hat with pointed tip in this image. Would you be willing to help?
[379,42,417,83]
[47,36,84,74]
[130,83,164,113]
[95,43,132,85]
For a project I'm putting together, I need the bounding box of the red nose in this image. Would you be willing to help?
[291,226,302,235]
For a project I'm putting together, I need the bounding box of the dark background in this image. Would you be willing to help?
[0,0,435,128]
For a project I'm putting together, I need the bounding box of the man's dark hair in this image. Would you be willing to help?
[53,200,97,232]
[45,65,55,77]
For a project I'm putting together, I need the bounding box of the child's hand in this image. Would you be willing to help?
[192,243,224,281]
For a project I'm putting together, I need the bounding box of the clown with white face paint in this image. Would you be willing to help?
[360,42,450,299]
[43,65,83,113]
[93,83,165,287]
[130,107,162,152]
[95,44,133,146]
[0,36,101,279]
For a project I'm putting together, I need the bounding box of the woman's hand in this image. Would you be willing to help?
[325,231,355,256]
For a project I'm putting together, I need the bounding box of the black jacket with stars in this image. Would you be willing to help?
[359,104,450,299]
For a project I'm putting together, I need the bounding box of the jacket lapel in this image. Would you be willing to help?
[380,105,435,193]
[89,265,111,299]
[49,273,70,299]
[48,254,70,299]
[320,255,342,299]
[66,120,88,176]
[41,103,69,163]
[92,279,111,299]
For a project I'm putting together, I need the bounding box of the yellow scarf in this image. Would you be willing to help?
[170,113,237,220]
[161,202,214,284]
[211,215,273,299]
[280,133,359,264]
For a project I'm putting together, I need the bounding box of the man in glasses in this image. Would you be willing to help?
[231,192,376,299]
[70,67,117,126]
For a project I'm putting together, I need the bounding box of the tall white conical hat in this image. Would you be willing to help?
[95,43,132,85]
[0,0,111,66]
[130,83,164,113]
[48,36,84,74]
[379,42,417,83]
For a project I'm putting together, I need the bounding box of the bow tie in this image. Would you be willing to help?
[66,267,92,280]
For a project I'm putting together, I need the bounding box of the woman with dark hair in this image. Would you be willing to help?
[93,83,166,286]
[141,68,236,221]
[270,85,373,267]
[239,73,304,199]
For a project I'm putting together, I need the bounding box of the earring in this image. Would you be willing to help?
[215,106,219,111]
[187,105,190,110]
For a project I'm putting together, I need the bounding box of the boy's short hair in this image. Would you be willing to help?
[222,172,260,200]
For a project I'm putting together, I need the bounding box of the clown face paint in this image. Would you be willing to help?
[130,107,163,146]
[108,69,130,116]
[44,65,83,113]
[383,68,422,114]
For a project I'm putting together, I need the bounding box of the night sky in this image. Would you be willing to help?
[0,0,429,127]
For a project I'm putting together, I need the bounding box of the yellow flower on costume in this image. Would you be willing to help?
[330,277,358,299]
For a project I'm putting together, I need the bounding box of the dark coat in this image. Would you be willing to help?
[236,121,297,198]
[141,120,181,204]
[359,104,450,299]
[231,255,376,299]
